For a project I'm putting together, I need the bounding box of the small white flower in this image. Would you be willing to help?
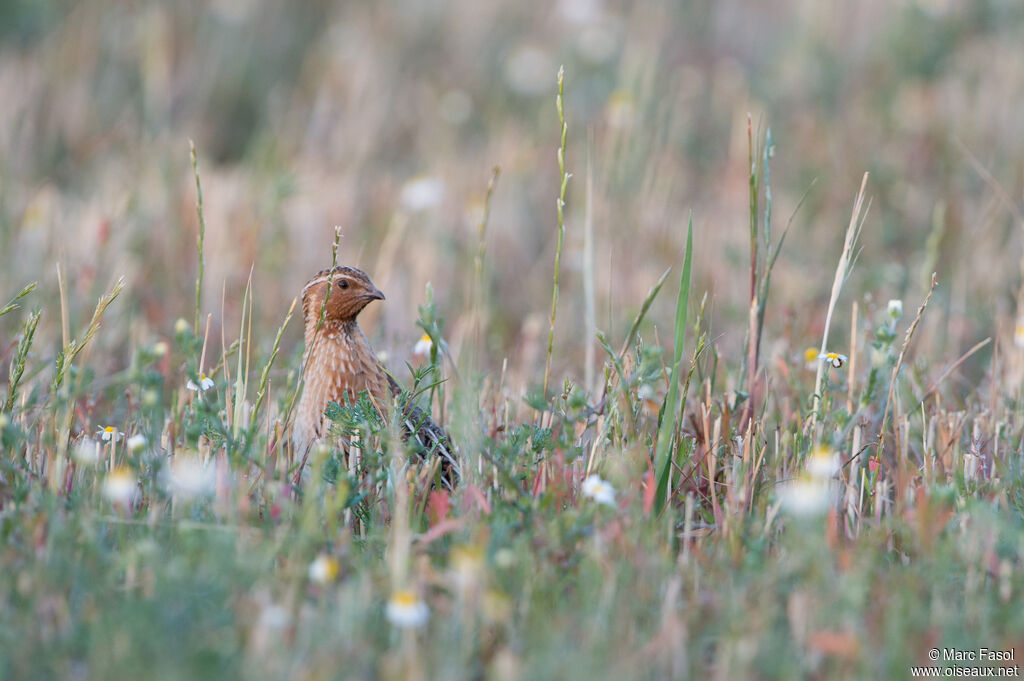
[805,446,839,478]
[164,454,215,499]
[450,545,485,591]
[72,439,101,465]
[581,474,617,507]
[818,352,847,369]
[412,333,433,359]
[152,341,169,357]
[186,373,215,392]
[778,476,833,516]
[887,299,903,321]
[127,434,147,452]
[399,176,445,212]
[102,468,138,505]
[97,426,122,442]
[386,589,430,629]
[174,318,190,335]
[308,554,340,585]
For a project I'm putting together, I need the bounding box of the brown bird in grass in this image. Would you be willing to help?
[293,266,458,487]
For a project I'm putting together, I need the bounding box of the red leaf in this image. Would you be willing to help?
[427,490,452,526]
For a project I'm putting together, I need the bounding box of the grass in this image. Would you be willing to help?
[2,2,1024,680]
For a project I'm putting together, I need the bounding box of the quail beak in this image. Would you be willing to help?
[364,286,385,301]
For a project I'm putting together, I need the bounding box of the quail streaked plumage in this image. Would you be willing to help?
[293,266,458,487]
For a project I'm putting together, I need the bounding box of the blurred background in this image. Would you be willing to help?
[1,0,1022,395]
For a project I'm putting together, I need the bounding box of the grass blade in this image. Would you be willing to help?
[653,215,693,512]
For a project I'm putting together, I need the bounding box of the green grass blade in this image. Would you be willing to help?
[653,215,693,512]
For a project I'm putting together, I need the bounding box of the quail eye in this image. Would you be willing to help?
[339,280,350,289]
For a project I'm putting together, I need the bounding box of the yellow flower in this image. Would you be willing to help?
[803,347,820,369]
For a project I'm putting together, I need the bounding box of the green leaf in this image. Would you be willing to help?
[653,215,693,513]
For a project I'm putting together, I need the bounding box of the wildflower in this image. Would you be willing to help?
[127,434,147,452]
[174,318,190,335]
[102,468,138,505]
[450,545,485,591]
[97,426,121,442]
[308,554,340,585]
[186,373,214,391]
[412,333,433,360]
[385,589,430,629]
[819,352,847,369]
[164,454,215,499]
[887,299,903,321]
[778,475,832,516]
[581,474,617,507]
[805,446,839,478]
[152,341,169,357]
[779,446,839,517]
[72,439,101,465]
[803,347,820,369]
[1015,317,1024,349]
[399,176,445,212]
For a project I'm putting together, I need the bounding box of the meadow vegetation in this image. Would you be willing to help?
[2,1,1024,679]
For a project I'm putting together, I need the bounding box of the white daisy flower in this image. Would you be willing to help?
[97,426,121,442]
[152,341,169,357]
[412,333,433,359]
[805,446,839,478]
[127,434,147,452]
[308,554,340,585]
[887,299,903,321]
[164,454,215,499]
[818,352,847,369]
[186,373,215,392]
[581,474,617,507]
[778,475,833,516]
[385,589,430,629]
[102,468,138,505]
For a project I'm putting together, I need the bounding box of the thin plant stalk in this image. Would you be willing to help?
[190,140,207,334]
[877,273,938,461]
[541,65,569,410]
[809,172,870,438]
